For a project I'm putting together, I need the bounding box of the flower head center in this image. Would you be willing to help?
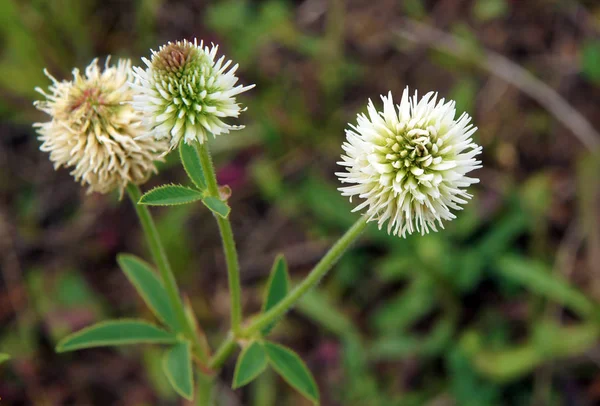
[69,87,105,113]
[381,125,442,172]
[153,43,199,75]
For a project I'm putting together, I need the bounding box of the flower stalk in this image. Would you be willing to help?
[126,183,210,365]
[243,216,368,335]
[208,216,368,369]
[195,143,244,336]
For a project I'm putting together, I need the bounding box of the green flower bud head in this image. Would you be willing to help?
[131,39,255,150]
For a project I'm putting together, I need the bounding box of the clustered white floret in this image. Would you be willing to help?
[34,41,481,236]
[34,58,167,195]
[337,87,482,237]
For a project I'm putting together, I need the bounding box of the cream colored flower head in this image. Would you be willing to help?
[131,38,255,150]
[34,58,167,195]
[337,87,482,237]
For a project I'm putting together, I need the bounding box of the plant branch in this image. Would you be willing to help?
[196,143,243,336]
[242,216,368,336]
[126,183,210,365]
[207,217,368,368]
[208,333,237,370]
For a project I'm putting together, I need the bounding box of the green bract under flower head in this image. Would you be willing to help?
[131,39,255,150]
[33,58,167,195]
[337,87,482,237]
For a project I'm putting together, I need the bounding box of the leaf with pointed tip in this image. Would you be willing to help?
[179,142,207,191]
[139,185,204,206]
[264,342,319,404]
[56,320,177,352]
[202,196,230,218]
[163,341,194,400]
[261,254,289,335]
[117,254,181,332]
[233,341,268,388]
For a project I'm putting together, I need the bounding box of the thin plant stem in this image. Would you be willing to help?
[195,143,243,336]
[208,216,368,368]
[196,372,216,406]
[126,183,209,364]
[243,216,368,335]
[208,334,237,370]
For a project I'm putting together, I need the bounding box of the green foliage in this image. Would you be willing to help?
[463,321,600,382]
[196,372,217,405]
[403,0,426,18]
[297,290,355,337]
[26,269,105,344]
[0,1,49,99]
[261,254,290,335]
[0,353,10,364]
[117,254,181,332]
[233,341,268,388]
[56,320,177,352]
[447,346,500,406]
[143,348,177,399]
[581,40,600,85]
[577,151,600,250]
[139,185,204,206]
[263,342,320,404]
[206,0,316,65]
[155,204,195,275]
[163,341,194,400]
[372,275,435,334]
[495,255,595,317]
[179,142,208,191]
[450,78,478,115]
[473,0,508,22]
[251,368,277,406]
[54,271,102,309]
[202,196,231,218]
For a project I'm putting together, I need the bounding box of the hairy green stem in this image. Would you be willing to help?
[126,183,209,364]
[243,216,368,335]
[209,217,368,367]
[208,334,237,370]
[196,143,243,335]
[196,372,216,406]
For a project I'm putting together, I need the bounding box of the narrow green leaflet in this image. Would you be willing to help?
[117,254,181,332]
[264,342,319,404]
[163,341,194,400]
[261,254,290,335]
[233,341,268,388]
[179,142,207,191]
[0,353,10,364]
[139,185,204,206]
[56,320,177,352]
[202,196,230,218]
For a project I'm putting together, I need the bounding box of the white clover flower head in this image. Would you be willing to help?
[33,58,167,196]
[131,38,255,150]
[337,87,482,237]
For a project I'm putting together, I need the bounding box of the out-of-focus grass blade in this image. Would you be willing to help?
[495,255,596,317]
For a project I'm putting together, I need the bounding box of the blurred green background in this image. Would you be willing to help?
[1,0,600,405]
